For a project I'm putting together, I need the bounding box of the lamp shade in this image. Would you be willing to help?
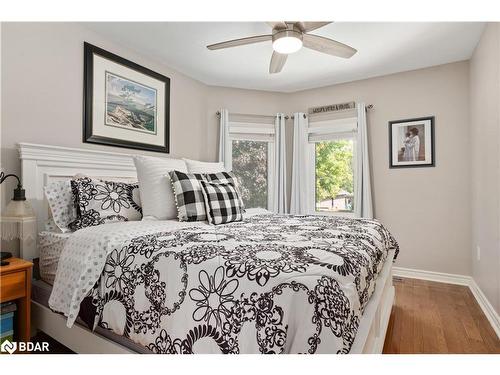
[4,199,35,217]
[1,200,35,241]
[0,172,36,253]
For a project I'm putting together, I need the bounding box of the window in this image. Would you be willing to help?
[308,117,358,215]
[314,139,355,213]
[231,140,269,209]
[225,119,275,209]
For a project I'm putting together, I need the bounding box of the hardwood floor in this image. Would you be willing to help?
[383,277,500,354]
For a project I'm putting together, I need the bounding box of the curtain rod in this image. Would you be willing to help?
[216,104,373,121]
[215,111,290,120]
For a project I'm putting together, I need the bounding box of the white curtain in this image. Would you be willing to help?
[354,103,373,218]
[273,114,287,213]
[218,108,231,170]
[290,113,311,214]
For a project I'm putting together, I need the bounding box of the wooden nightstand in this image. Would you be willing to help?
[0,257,33,343]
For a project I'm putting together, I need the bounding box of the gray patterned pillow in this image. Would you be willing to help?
[44,218,62,233]
[69,177,142,230]
[44,180,77,233]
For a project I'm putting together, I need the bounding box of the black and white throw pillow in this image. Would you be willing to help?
[205,171,245,211]
[200,180,244,225]
[69,177,142,230]
[168,170,206,222]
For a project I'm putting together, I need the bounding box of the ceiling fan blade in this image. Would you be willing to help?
[269,51,287,74]
[266,21,287,30]
[207,35,272,50]
[302,34,357,58]
[298,22,331,32]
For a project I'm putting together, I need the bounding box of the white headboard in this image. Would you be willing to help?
[19,143,141,259]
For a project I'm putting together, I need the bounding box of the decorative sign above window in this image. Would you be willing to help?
[308,101,356,115]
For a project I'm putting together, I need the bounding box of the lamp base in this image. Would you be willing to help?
[1,251,12,266]
[1,251,13,260]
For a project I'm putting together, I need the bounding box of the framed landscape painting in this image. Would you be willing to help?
[389,116,435,168]
[84,42,170,153]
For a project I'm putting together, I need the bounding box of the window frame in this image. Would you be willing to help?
[307,117,358,217]
[227,134,275,211]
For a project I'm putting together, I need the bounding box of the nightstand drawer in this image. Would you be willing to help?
[0,271,26,302]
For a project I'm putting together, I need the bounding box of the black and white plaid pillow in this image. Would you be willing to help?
[69,177,142,230]
[205,171,245,212]
[200,180,244,225]
[168,170,207,221]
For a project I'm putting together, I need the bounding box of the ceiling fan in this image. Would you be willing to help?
[206,22,357,74]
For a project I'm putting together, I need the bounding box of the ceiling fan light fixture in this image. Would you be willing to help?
[272,30,303,54]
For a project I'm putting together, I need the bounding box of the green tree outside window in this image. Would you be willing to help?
[315,139,354,212]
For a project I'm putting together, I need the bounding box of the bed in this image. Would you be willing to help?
[20,142,398,354]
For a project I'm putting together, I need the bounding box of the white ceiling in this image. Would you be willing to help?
[84,22,485,93]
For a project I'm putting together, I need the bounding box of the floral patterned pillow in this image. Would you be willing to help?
[69,177,142,231]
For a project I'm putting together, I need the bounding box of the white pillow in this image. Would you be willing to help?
[133,155,188,220]
[183,158,226,174]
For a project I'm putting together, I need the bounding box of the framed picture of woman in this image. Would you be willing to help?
[389,116,435,168]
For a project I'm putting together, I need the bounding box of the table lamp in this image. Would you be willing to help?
[0,172,36,265]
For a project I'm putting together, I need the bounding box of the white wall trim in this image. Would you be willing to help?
[393,266,500,339]
[18,142,136,168]
[468,279,500,340]
[393,266,471,286]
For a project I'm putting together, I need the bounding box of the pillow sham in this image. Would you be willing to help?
[205,171,245,211]
[200,180,244,225]
[44,218,62,233]
[168,170,206,222]
[183,158,225,174]
[44,180,77,233]
[69,177,142,230]
[133,155,187,220]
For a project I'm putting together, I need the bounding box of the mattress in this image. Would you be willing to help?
[38,231,72,285]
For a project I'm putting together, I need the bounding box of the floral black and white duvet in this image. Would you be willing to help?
[49,211,399,354]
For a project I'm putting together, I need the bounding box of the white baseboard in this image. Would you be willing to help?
[393,266,471,286]
[468,279,500,339]
[392,266,500,340]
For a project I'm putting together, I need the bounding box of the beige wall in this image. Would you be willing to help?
[469,23,500,314]
[206,64,474,278]
[1,23,474,277]
[286,62,472,276]
[1,22,210,209]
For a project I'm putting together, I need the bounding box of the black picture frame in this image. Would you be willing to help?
[83,42,170,153]
[388,116,435,168]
